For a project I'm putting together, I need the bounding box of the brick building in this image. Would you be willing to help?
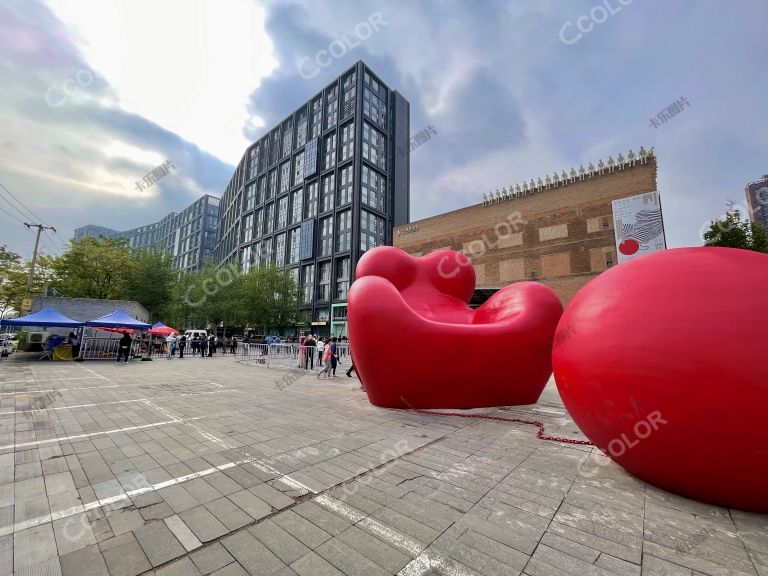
[394,150,660,305]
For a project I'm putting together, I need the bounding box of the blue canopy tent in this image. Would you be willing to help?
[0,306,84,328]
[85,309,152,331]
[84,310,152,361]
[0,307,84,359]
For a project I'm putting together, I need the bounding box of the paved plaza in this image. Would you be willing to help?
[0,354,766,576]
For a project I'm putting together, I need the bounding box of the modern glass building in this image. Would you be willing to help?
[215,61,410,336]
[74,195,220,272]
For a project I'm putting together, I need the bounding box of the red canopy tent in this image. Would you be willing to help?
[149,323,179,336]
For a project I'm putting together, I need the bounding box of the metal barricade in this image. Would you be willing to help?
[235,343,351,371]
[80,337,141,360]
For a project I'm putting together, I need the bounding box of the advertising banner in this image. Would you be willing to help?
[612,192,666,263]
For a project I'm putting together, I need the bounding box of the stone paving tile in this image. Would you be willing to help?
[3,358,768,576]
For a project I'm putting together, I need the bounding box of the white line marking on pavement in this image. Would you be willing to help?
[141,399,316,495]
[0,379,118,387]
[0,417,207,450]
[0,388,240,415]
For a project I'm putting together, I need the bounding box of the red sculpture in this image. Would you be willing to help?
[348,247,563,408]
[553,247,768,512]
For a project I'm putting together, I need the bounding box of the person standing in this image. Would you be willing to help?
[329,337,338,378]
[191,335,198,356]
[178,334,186,359]
[208,334,215,357]
[166,334,176,359]
[317,343,333,379]
[199,334,208,358]
[316,337,325,367]
[304,333,316,370]
[230,337,238,355]
[117,331,131,363]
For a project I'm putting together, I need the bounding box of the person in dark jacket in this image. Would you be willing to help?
[304,333,316,370]
[117,332,132,363]
[199,335,207,358]
[178,335,186,359]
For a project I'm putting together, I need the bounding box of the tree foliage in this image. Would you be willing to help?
[703,207,768,252]
[51,237,135,299]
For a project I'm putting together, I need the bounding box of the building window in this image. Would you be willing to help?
[320,215,334,257]
[270,129,280,165]
[244,183,255,212]
[288,227,300,264]
[361,165,385,212]
[277,195,288,230]
[274,233,286,267]
[541,253,572,278]
[587,215,614,233]
[590,247,617,272]
[340,121,355,163]
[280,161,290,194]
[302,263,315,304]
[362,122,386,170]
[295,109,307,149]
[317,261,331,301]
[321,173,335,213]
[261,237,274,266]
[360,210,385,254]
[257,176,266,205]
[363,86,387,128]
[324,132,336,170]
[338,165,353,207]
[248,146,258,180]
[325,87,338,129]
[336,209,351,252]
[311,97,322,139]
[265,202,275,234]
[336,257,350,300]
[293,152,305,186]
[268,169,277,200]
[241,245,252,273]
[281,122,292,158]
[304,181,318,219]
[242,214,253,243]
[255,208,264,237]
[341,73,356,120]
[290,189,303,225]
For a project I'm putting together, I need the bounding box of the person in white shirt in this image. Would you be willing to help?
[166,334,177,359]
[316,337,325,367]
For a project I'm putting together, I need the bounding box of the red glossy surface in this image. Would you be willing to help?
[553,247,768,512]
[348,247,563,409]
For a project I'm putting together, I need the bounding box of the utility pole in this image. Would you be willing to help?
[24,223,56,299]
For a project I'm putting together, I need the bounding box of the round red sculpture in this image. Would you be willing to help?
[552,247,768,512]
[348,247,563,409]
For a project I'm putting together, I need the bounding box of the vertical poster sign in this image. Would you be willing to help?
[612,192,666,263]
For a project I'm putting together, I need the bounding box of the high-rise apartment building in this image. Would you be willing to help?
[74,194,220,272]
[745,174,768,230]
[215,61,410,336]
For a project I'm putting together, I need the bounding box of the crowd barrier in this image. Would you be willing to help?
[79,337,142,360]
[235,343,351,371]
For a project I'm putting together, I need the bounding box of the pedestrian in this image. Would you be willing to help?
[317,337,325,367]
[230,337,237,355]
[200,334,208,358]
[191,335,199,356]
[346,354,356,378]
[69,331,81,359]
[178,334,186,359]
[208,334,215,357]
[117,331,131,363]
[317,343,334,379]
[304,333,316,370]
[166,334,176,359]
[329,337,338,378]
[297,334,306,368]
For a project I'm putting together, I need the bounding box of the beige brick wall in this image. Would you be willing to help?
[541,252,572,278]
[538,223,569,241]
[394,160,658,305]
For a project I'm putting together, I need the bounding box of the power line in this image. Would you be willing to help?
[0,203,27,226]
[0,182,52,227]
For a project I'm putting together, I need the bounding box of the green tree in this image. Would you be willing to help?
[0,245,22,318]
[238,266,298,333]
[125,249,177,322]
[52,237,135,299]
[703,206,768,252]
[0,247,57,317]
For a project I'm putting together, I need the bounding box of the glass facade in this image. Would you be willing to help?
[213,61,410,334]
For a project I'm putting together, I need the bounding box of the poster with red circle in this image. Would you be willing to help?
[612,191,666,263]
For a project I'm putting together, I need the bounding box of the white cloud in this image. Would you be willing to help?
[46,0,278,164]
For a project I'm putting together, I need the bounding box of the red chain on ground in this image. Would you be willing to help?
[408,407,593,446]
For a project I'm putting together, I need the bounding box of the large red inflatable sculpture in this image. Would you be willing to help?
[348,247,563,408]
[552,247,768,512]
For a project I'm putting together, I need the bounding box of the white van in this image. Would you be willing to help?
[184,330,208,341]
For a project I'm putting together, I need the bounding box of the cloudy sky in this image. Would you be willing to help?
[1,0,766,259]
